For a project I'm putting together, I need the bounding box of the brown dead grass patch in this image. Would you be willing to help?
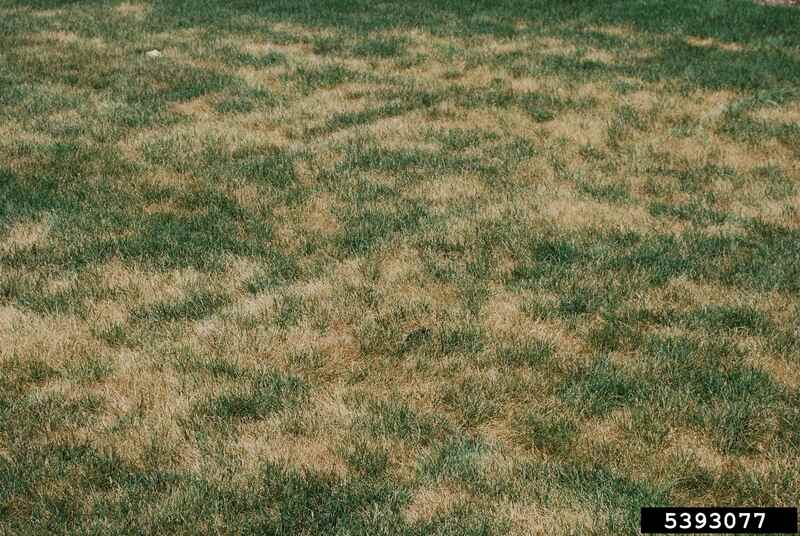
[236,65,290,92]
[95,261,201,307]
[481,290,525,336]
[684,90,739,122]
[686,36,746,53]
[456,65,507,88]
[423,106,534,145]
[640,276,726,312]
[88,299,129,329]
[114,2,148,16]
[280,322,360,369]
[539,192,658,231]
[170,95,215,118]
[1,217,51,253]
[46,31,78,44]
[509,76,557,94]
[727,194,800,227]
[80,361,202,472]
[236,426,348,480]
[0,121,55,147]
[620,87,662,110]
[658,130,792,174]
[0,306,105,367]
[238,37,310,58]
[577,408,632,448]
[544,110,608,146]
[378,246,424,285]
[122,118,292,171]
[30,30,108,50]
[136,168,194,189]
[595,25,637,38]
[501,503,598,535]
[416,174,487,204]
[297,192,341,235]
[534,36,576,55]
[584,48,617,64]
[236,391,355,480]
[666,429,727,475]
[642,277,793,320]
[482,289,587,363]
[403,484,471,524]
[752,101,800,123]
[746,346,800,389]
[319,109,429,149]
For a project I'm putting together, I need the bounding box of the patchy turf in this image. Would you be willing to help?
[1,0,799,534]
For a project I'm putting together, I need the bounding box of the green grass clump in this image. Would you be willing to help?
[195,372,307,421]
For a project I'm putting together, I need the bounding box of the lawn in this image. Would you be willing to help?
[1,0,799,534]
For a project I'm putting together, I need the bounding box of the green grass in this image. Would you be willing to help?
[2,0,800,534]
[194,371,307,422]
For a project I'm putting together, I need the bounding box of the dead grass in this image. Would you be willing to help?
[3,1,799,532]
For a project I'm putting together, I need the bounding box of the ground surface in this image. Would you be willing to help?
[1,1,799,534]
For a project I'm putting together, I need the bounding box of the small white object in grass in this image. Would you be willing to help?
[145,49,162,58]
